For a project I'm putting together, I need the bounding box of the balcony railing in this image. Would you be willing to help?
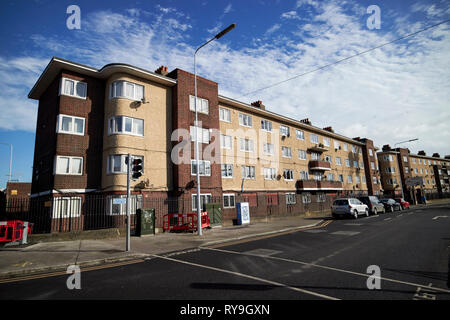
[308,160,331,171]
[307,144,328,153]
[318,180,343,190]
[296,179,343,190]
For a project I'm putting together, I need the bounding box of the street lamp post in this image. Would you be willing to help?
[194,23,235,236]
[0,142,13,183]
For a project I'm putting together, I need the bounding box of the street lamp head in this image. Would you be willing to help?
[215,23,236,39]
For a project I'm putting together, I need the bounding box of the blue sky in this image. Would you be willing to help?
[0,0,449,189]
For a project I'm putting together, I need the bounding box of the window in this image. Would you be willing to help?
[302,193,311,204]
[324,155,333,163]
[343,144,348,151]
[52,197,81,218]
[189,95,209,114]
[239,113,252,127]
[353,161,358,168]
[323,137,330,147]
[286,193,296,205]
[347,175,353,183]
[55,156,83,175]
[221,164,233,178]
[282,146,292,158]
[362,176,366,184]
[261,120,272,132]
[310,133,319,144]
[300,171,309,180]
[317,193,326,203]
[412,158,416,164]
[327,173,334,181]
[242,166,256,179]
[313,172,322,181]
[190,126,210,144]
[191,160,211,176]
[107,195,142,216]
[219,107,231,122]
[338,174,344,182]
[107,155,143,174]
[192,194,212,211]
[356,176,361,184]
[403,156,408,163]
[405,167,409,173]
[280,125,290,137]
[311,152,320,161]
[334,141,340,150]
[296,130,304,140]
[414,168,418,174]
[360,161,364,169]
[345,159,350,167]
[351,145,357,153]
[418,159,422,164]
[369,149,373,156]
[386,167,396,173]
[420,168,423,174]
[264,167,276,180]
[61,77,87,99]
[336,157,342,166]
[428,160,431,165]
[373,176,378,184]
[240,138,254,152]
[371,162,375,170]
[220,134,232,149]
[388,178,397,185]
[57,114,85,135]
[109,116,144,136]
[283,169,294,181]
[223,194,235,209]
[110,80,144,101]
[425,169,428,174]
[298,149,307,160]
[263,143,274,155]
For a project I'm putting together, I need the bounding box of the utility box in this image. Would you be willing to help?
[136,208,155,236]
[236,202,250,225]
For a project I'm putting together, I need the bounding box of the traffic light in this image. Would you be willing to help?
[131,158,143,180]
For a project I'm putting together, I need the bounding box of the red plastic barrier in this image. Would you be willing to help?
[163,212,210,231]
[0,220,25,243]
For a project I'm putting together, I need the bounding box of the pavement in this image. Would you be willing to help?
[0,198,448,281]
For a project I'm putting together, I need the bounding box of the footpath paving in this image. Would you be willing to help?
[0,214,325,280]
[0,198,448,281]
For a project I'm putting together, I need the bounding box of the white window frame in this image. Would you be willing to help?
[261,119,272,132]
[282,146,292,158]
[264,167,277,180]
[221,164,233,178]
[286,193,296,205]
[299,171,309,181]
[238,113,252,128]
[191,160,211,176]
[55,156,83,175]
[189,95,209,115]
[280,125,290,137]
[240,138,254,153]
[347,175,353,183]
[310,133,319,144]
[296,130,305,140]
[298,149,307,160]
[56,114,85,136]
[60,77,87,99]
[52,197,82,218]
[190,126,210,144]
[220,134,232,149]
[302,193,311,204]
[192,194,212,211]
[219,107,231,122]
[283,169,294,181]
[323,137,330,147]
[107,154,144,174]
[223,193,236,209]
[242,166,256,180]
[336,157,342,166]
[263,143,274,156]
[110,80,144,101]
[107,195,142,216]
[109,116,144,137]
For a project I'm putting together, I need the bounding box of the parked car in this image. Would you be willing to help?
[380,198,402,212]
[357,196,386,215]
[332,198,369,219]
[394,198,410,210]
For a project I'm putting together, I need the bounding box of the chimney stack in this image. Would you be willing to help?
[432,153,441,158]
[300,118,312,125]
[323,126,334,133]
[155,66,169,76]
[251,100,265,110]
[382,144,391,151]
[418,150,426,156]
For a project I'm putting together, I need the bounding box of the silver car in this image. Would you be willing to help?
[332,198,369,219]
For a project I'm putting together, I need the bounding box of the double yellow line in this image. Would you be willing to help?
[0,259,145,284]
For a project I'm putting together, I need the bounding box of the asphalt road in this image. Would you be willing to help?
[1,205,449,302]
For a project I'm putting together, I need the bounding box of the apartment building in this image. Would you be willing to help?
[377,145,450,202]
[28,57,382,225]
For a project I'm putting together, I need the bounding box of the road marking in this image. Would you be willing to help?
[343,223,363,226]
[413,283,437,300]
[201,247,450,294]
[432,216,448,220]
[151,254,340,300]
[243,248,282,256]
[303,229,327,233]
[330,231,360,236]
[384,218,392,221]
[0,259,145,284]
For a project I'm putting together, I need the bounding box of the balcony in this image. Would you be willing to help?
[307,144,328,153]
[318,180,343,190]
[296,180,319,190]
[309,160,331,171]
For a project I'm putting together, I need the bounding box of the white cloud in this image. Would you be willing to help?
[281,11,299,20]
[1,1,449,157]
[224,4,232,14]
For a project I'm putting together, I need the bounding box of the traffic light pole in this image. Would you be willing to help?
[126,153,131,252]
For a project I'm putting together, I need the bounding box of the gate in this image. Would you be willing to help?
[205,203,222,226]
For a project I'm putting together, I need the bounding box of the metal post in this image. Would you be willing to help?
[126,154,131,251]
